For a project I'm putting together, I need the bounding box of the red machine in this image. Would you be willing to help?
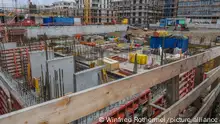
[20,19,35,26]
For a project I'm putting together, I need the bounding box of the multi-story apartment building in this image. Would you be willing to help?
[177,0,220,24]
[52,1,77,16]
[75,0,115,24]
[38,1,77,17]
[111,0,164,25]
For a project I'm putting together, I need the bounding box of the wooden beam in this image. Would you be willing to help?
[150,103,166,111]
[0,47,220,124]
[205,67,219,78]
[151,67,220,124]
[189,83,220,124]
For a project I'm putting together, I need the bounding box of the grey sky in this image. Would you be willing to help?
[0,0,76,7]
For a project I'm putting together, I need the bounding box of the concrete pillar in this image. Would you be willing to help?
[166,75,179,106]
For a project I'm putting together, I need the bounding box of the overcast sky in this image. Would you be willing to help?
[0,0,76,7]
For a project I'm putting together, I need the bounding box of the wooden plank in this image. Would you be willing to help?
[0,47,220,124]
[152,67,220,124]
[189,83,220,124]
[205,67,219,78]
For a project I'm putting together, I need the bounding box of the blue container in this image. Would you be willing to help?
[150,36,188,52]
[43,17,53,25]
[176,20,179,25]
[53,17,74,26]
[160,19,166,27]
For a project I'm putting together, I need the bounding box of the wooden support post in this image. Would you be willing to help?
[192,64,204,109]
[211,57,220,90]
[195,65,204,86]
[166,75,179,107]
[150,103,166,111]
[147,93,152,118]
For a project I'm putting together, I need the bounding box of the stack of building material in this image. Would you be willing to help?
[103,57,119,71]
[204,59,215,72]
[129,53,148,65]
[74,18,81,25]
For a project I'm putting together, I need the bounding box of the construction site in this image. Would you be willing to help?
[0,0,220,124]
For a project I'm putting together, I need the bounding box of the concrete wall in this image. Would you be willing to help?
[187,24,220,29]
[47,56,103,98]
[191,19,212,24]
[47,56,75,98]
[29,51,54,79]
[26,25,128,38]
[75,66,104,92]
[150,23,220,29]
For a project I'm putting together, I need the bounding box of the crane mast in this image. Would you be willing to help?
[84,0,91,24]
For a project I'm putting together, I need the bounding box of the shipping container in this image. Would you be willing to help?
[160,19,166,27]
[122,19,128,24]
[129,53,148,65]
[53,17,74,26]
[179,19,185,25]
[150,36,189,52]
[176,20,179,25]
[43,17,53,25]
[74,18,81,25]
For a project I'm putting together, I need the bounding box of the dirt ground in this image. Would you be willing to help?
[107,28,220,46]
[170,30,220,45]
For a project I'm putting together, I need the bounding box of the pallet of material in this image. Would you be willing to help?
[103,57,119,71]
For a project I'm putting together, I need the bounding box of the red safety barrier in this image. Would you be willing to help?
[93,89,166,124]
[179,69,196,99]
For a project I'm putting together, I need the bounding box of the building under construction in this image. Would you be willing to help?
[111,0,164,25]
[163,0,178,18]
[177,0,220,24]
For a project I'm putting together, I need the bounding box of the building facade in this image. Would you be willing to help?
[177,0,220,24]
[75,0,115,24]
[38,1,77,17]
[164,0,178,18]
[111,0,164,25]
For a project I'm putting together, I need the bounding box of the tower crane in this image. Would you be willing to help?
[84,0,91,24]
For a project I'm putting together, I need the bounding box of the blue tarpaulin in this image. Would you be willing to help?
[150,36,189,52]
